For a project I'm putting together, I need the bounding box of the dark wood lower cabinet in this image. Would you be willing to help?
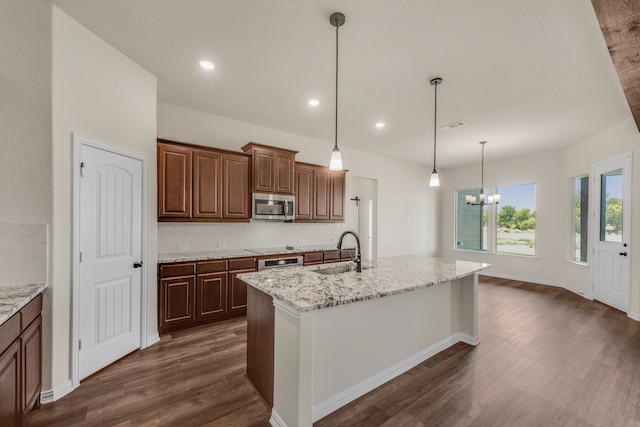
[0,293,43,426]
[196,273,227,319]
[158,257,256,334]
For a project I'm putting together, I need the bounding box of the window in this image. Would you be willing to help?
[600,169,623,243]
[455,188,487,252]
[573,175,589,263]
[496,183,536,256]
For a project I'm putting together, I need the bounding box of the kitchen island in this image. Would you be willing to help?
[237,256,488,427]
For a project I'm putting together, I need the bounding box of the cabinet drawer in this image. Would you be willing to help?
[304,251,323,263]
[21,294,42,330]
[323,250,340,262]
[197,260,227,274]
[228,257,256,271]
[160,263,196,278]
[0,314,20,354]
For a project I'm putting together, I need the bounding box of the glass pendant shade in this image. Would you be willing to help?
[329,147,343,170]
[429,170,440,187]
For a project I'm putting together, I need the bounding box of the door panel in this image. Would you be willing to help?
[591,153,631,312]
[79,144,142,380]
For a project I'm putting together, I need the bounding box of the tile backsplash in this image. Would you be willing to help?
[0,223,48,287]
[158,222,349,254]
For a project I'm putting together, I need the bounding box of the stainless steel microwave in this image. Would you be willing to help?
[252,193,295,221]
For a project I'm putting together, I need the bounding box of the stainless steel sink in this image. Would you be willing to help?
[313,265,357,275]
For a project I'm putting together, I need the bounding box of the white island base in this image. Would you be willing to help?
[267,273,479,426]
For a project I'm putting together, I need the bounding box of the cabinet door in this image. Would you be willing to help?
[196,273,227,319]
[229,269,254,314]
[252,147,275,193]
[295,165,314,220]
[223,154,250,219]
[193,149,223,219]
[158,143,192,218]
[314,169,330,220]
[159,276,196,329]
[330,171,345,221]
[22,315,41,415]
[0,340,20,427]
[275,152,295,194]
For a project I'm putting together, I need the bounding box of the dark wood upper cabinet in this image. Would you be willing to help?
[242,142,297,195]
[294,162,346,223]
[314,168,331,220]
[158,140,250,222]
[192,149,222,219]
[295,164,314,220]
[158,142,192,218]
[223,153,251,219]
[330,171,345,221]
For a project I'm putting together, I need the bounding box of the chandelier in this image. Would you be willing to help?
[466,141,501,205]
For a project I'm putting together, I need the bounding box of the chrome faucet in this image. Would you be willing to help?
[337,231,362,272]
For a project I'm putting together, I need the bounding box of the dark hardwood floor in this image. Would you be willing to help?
[26,277,640,426]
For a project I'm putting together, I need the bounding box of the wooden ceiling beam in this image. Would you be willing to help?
[591,0,640,131]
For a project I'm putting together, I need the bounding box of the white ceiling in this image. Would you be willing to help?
[51,0,631,169]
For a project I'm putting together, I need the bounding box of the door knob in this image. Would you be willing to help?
[619,252,628,257]
[133,261,143,268]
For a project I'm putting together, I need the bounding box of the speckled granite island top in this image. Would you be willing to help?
[0,284,47,326]
[237,256,488,313]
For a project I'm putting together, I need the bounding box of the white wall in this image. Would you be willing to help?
[51,7,157,392]
[439,118,640,318]
[0,0,53,389]
[157,102,438,258]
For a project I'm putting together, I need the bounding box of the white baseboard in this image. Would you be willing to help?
[480,271,593,300]
[145,332,160,348]
[311,334,462,423]
[269,410,287,427]
[628,311,640,322]
[40,380,75,404]
[458,332,480,346]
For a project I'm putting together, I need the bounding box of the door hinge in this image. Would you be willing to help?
[79,252,83,263]
[79,339,82,350]
[80,162,85,177]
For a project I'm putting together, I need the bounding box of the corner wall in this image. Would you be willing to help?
[51,6,157,392]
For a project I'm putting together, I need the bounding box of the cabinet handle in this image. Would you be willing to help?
[619,252,628,257]
[133,261,144,268]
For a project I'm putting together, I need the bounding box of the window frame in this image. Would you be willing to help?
[570,175,589,265]
[454,187,489,253]
[494,182,537,257]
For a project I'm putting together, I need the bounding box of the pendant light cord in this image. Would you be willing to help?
[480,141,486,195]
[433,82,438,172]
[334,23,339,151]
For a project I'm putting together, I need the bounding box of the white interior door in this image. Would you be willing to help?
[591,152,632,313]
[79,143,143,379]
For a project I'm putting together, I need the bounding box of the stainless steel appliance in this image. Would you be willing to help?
[252,193,295,221]
[257,255,304,270]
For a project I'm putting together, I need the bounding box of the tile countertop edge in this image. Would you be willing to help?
[238,256,489,314]
[0,283,47,327]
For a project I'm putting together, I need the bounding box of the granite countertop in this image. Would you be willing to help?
[158,244,352,263]
[237,256,489,313]
[0,284,47,326]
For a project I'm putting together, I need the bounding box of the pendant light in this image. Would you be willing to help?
[466,141,501,205]
[329,12,345,170]
[429,77,443,187]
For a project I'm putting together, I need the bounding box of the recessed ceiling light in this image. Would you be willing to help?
[375,122,385,129]
[199,60,215,70]
[308,99,320,106]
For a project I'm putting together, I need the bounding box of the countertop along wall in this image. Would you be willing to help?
[157,102,438,259]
